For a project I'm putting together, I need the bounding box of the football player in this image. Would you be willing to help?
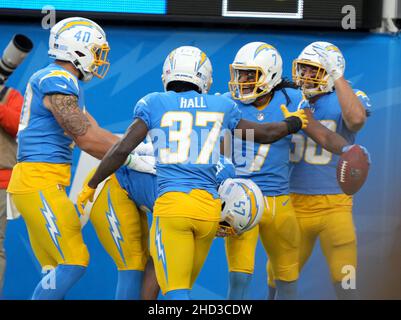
[273,41,371,300]
[7,17,149,300]
[77,46,308,300]
[222,42,364,300]
[80,143,155,300]
[82,154,236,300]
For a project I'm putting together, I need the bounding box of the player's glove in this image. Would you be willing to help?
[124,153,156,175]
[312,44,344,82]
[77,184,96,216]
[342,144,372,164]
[280,104,308,133]
[133,141,154,156]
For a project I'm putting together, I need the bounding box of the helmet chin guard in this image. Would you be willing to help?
[293,41,345,98]
[229,42,283,104]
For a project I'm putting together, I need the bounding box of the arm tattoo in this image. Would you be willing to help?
[47,94,91,137]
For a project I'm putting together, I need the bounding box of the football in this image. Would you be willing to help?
[337,145,370,195]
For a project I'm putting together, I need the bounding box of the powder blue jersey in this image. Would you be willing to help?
[17,63,85,163]
[225,88,303,196]
[290,89,371,194]
[115,155,235,212]
[215,156,236,186]
[115,167,157,213]
[133,90,241,198]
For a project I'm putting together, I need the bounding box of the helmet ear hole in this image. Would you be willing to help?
[271,72,277,80]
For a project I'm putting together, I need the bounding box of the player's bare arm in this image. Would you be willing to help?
[87,118,149,189]
[303,108,348,155]
[43,93,119,159]
[235,119,290,144]
[334,77,367,132]
[44,94,89,135]
[235,108,308,144]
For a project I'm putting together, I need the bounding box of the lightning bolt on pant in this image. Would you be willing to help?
[89,174,149,271]
[11,185,89,267]
[150,190,221,295]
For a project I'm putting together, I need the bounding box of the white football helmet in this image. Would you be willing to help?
[217,178,265,237]
[229,42,283,104]
[162,46,213,94]
[48,17,110,82]
[293,41,345,98]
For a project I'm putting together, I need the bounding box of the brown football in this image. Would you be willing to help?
[337,145,370,195]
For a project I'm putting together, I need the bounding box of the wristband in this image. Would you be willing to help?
[283,116,302,134]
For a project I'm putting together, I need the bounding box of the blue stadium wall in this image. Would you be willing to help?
[1,21,400,299]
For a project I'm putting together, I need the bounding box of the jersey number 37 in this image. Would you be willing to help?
[159,111,224,164]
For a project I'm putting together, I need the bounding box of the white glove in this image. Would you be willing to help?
[124,153,156,175]
[133,141,154,156]
[312,44,345,82]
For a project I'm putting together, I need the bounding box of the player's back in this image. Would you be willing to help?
[290,90,371,194]
[134,90,240,199]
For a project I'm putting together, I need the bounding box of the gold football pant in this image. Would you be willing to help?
[268,193,356,286]
[150,190,220,295]
[226,195,300,282]
[89,174,149,271]
[11,185,89,267]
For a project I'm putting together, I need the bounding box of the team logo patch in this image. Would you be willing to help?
[257,113,264,121]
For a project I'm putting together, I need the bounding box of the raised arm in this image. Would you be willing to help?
[333,78,367,132]
[302,109,347,155]
[311,44,367,133]
[44,93,118,159]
